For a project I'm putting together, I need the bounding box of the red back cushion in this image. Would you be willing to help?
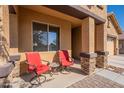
[58,50,69,62]
[25,52,41,67]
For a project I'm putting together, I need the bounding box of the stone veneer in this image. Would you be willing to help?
[80,52,97,75]
[95,51,109,68]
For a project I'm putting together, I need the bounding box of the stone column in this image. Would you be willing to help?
[95,51,109,68]
[80,53,97,75]
[95,23,108,68]
[80,17,97,75]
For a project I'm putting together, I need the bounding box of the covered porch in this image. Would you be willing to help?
[1,5,108,77]
[0,5,120,88]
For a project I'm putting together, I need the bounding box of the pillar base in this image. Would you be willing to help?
[95,51,109,68]
[80,52,97,75]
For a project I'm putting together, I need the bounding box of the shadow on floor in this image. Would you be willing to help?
[69,66,86,75]
[74,59,81,65]
[117,54,124,57]
[20,73,35,82]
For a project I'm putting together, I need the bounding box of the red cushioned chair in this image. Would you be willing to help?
[58,50,74,73]
[25,52,52,85]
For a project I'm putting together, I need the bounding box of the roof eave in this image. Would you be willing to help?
[107,13,123,34]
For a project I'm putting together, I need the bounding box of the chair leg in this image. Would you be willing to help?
[48,70,53,77]
[65,67,71,72]
[60,66,71,74]
[30,75,39,85]
[39,74,47,83]
[30,74,46,86]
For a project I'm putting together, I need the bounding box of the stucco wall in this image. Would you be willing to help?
[81,17,95,53]
[119,40,124,54]
[80,5,107,19]
[107,19,118,37]
[18,7,71,61]
[72,27,82,58]
[107,18,119,55]
[2,6,10,49]
[9,14,18,53]
[0,6,10,63]
[17,7,72,74]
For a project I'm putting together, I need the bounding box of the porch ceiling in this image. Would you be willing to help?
[20,5,105,28]
[44,5,106,24]
[20,5,82,28]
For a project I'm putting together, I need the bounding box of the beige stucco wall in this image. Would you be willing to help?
[18,7,71,61]
[80,5,107,19]
[107,19,118,37]
[107,18,119,55]
[0,6,10,63]
[9,6,19,54]
[9,14,18,53]
[81,17,95,53]
[72,17,95,58]
[17,7,72,74]
[95,23,107,51]
[95,5,107,52]
[2,6,10,49]
[18,7,71,52]
[119,40,124,54]
[72,26,82,58]
[72,5,107,58]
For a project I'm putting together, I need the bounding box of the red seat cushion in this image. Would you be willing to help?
[58,50,74,67]
[36,65,49,75]
[25,52,49,75]
[61,61,73,66]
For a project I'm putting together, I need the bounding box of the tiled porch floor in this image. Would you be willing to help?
[21,62,89,88]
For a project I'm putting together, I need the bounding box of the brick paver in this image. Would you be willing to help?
[68,74,124,88]
[106,65,124,74]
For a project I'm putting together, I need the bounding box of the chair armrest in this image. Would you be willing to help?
[59,57,74,62]
[69,57,75,62]
[67,56,75,63]
[41,59,50,65]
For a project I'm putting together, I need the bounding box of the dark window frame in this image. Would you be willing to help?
[32,21,60,52]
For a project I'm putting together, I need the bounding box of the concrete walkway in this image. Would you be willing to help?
[41,67,124,88]
[108,54,124,68]
[68,55,124,88]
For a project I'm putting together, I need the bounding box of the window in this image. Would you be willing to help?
[33,22,59,51]
[49,26,59,51]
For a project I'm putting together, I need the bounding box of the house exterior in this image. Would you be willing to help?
[107,13,122,56]
[119,32,124,54]
[0,5,122,75]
